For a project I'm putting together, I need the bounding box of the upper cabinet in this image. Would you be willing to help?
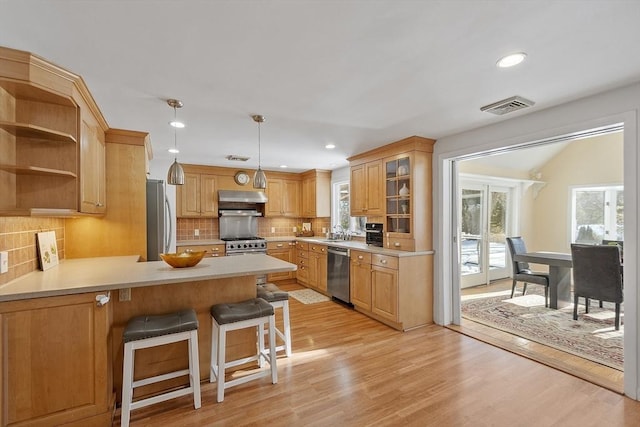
[79,112,106,214]
[177,171,217,217]
[301,169,331,218]
[0,46,108,216]
[348,136,435,252]
[350,159,383,217]
[266,177,301,217]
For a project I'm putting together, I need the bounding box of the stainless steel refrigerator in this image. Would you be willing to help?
[146,179,172,261]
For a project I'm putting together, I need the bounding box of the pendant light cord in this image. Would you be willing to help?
[173,105,178,160]
[257,120,261,168]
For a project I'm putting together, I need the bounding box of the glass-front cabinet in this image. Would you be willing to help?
[385,155,412,236]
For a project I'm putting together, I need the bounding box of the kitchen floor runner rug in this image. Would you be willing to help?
[461,292,624,370]
[288,289,331,305]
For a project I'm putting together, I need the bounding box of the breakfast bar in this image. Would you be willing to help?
[0,254,296,426]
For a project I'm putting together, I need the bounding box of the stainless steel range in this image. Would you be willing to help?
[223,237,267,255]
[218,206,268,283]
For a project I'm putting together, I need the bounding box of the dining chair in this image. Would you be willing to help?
[570,244,623,330]
[505,237,550,307]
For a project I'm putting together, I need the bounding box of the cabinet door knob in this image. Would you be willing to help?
[358,255,364,260]
[277,243,284,248]
[394,242,400,247]
[381,259,387,264]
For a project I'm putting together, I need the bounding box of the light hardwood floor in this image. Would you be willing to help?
[115,282,640,426]
[458,279,624,393]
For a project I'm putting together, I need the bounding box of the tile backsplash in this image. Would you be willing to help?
[0,217,65,285]
[177,217,331,241]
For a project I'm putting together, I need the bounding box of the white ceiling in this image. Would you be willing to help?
[2,1,640,173]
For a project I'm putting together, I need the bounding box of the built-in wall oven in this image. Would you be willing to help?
[365,223,383,247]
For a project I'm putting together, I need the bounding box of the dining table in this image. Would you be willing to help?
[513,251,573,309]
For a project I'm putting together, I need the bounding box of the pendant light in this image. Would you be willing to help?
[252,114,267,189]
[167,99,185,185]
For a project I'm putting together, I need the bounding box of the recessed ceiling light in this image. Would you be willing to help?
[496,52,527,68]
[168,148,179,154]
[325,143,336,149]
[280,165,288,168]
[169,120,185,128]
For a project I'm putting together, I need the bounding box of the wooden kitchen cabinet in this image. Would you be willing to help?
[349,250,433,331]
[296,241,310,285]
[301,169,331,218]
[350,250,372,311]
[79,114,106,214]
[177,243,225,257]
[267,240,296,281]
[266,177,301,217]
[66,129,151,259]
[177,171,217,217]
[0,46,109,216]
[350,159,383,216]
[308,243,328,293]
[0,292,113,426]
[348,136,435,251]
[371,254,399,323]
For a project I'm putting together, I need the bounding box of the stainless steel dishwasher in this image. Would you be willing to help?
[327,246,350,303]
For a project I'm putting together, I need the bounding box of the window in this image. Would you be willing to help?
[332,181,366,235]
[571,185,623,244]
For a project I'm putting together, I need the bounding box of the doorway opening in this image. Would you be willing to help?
[452,124,624,392]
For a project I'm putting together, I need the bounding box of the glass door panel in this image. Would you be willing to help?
[460,184,511,288]
[488,188,509,281]
[461,188,484,286]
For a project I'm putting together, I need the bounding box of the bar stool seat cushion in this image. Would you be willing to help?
[123,309,199,343]
[257,283,289,303]
[211,298,274,325]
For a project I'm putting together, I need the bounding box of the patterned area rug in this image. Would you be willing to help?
[288,289,331,304]
[461,291,623,370]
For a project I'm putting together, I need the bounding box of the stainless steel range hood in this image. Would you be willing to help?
[218,190,268,204]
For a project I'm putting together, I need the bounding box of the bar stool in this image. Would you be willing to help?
[121,309,201,427]
[210,298,277,402]
[257,283,292,359]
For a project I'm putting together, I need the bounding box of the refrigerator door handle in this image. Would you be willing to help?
[165,195,172,253]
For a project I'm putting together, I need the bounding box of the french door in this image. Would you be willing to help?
[460,183,512,288]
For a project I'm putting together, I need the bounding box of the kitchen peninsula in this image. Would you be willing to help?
[0,255,296,427]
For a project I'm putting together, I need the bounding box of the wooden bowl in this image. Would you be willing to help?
[160,251,206,268]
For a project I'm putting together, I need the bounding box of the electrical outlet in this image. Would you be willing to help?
[119,288,131,301]
[271,227,276,233]
[0,251,8,274]
[292,226,297,232]
[194,229,200,237]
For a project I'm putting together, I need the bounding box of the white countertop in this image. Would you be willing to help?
[296,237,435,257]
[176,236,435,257]
[0,254,297,302]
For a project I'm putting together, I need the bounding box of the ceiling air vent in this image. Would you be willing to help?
[226,155,250,162]
[480,96,535,115]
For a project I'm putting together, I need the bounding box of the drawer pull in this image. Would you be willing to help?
[277,243,284,248]
[212,247,219,251]
[358,255,364,260]
[394,242,401,247]
[381,259,387,264]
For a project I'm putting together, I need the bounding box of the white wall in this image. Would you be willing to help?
[433,81,639,399]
